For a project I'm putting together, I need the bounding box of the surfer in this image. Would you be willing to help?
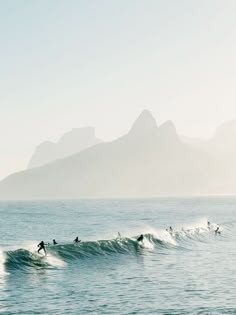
[117,232,121,238]
[74,236,81,243]
[215,227,221,235]
[137,234,144,242]
[53,239,57,245]
[169,226,173,233]
[207,221,211,229]
[37,241,46,255]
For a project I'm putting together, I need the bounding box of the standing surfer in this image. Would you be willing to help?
[137,234,144,242]
[74,236,81,243]
[215,227,221,235]
[37,241,46,255]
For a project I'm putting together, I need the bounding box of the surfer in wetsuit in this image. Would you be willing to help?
[207,221,211,229]
[169,226,173,234]
[215,227,221,235]
[74,236,81,243]
[53,239,57,245]
[37,241,46,255]
[137,234,144,242]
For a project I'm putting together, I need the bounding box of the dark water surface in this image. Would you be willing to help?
[0,197,235,314]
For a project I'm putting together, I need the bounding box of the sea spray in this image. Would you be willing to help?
[2,222,222,273]
[0,248,6,280]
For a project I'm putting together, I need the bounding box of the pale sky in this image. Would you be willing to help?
[1,0,236,179]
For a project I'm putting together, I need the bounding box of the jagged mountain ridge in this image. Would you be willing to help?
[28,127,102,169]
[182,120,236,158]
[0,110,234,199]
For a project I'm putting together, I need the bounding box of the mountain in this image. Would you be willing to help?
[181,135,207,148]
[28,127,102,168]
[207,120,236,158]
[181,120,236,158]
[0,110,220,200]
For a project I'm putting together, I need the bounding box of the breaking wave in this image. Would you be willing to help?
[2,220,231,273]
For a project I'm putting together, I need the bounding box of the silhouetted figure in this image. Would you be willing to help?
[37,241,46,255]
[117,232,121,238]
[207,221,211,229]
[137,234,144,242]
[215,227,221,235]
[53,239,57,245]
[169,226,173,233]
[74,236,81,243]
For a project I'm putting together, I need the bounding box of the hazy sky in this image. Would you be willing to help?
[1,0,236,179]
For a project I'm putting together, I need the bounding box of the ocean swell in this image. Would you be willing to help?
[2,221,229,273]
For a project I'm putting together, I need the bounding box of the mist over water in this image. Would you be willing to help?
[0,197,235,314]
[3,110,236,199]
[1,2,236,313]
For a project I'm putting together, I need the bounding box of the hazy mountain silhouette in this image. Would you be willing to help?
[28,127,102,168]
[182,120,236,158]
[0,110,235,200]
[181,120,236,194]
[207,120,236,157]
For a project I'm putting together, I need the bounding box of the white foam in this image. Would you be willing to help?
[141,237,154,249]
[44,254,66,268]
[180,217,209,231]
[0,248,7,282]
[18,241,66,268]
[152,230,177,246]
[115,225,178,246]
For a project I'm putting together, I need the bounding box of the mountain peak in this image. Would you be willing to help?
[214,120,236,139]
[159,120,177,133]
[28,127,102,169]
[129,110,158,136]
[158,120,179,143]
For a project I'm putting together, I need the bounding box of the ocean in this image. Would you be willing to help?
[0,197,235,315]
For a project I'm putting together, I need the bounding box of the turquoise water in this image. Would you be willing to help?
[0,197,235,314]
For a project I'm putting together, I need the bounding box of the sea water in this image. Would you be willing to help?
[0,197,235,315]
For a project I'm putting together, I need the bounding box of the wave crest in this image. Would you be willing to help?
[2,221,229,272]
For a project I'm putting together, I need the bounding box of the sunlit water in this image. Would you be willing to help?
[0,197,235,315]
